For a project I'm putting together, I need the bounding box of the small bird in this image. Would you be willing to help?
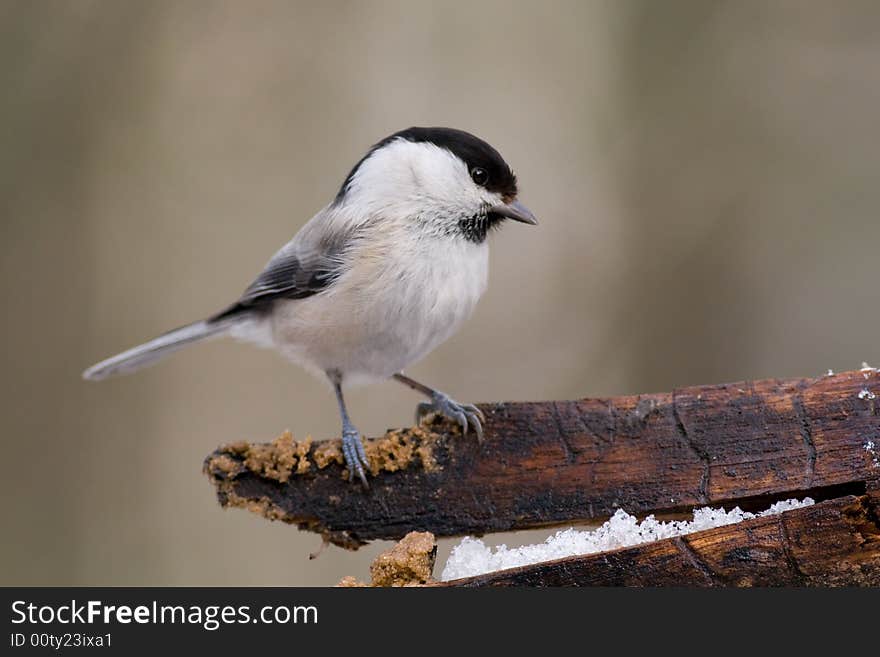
[83,127,537,486]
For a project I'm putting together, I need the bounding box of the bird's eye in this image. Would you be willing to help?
[470,167,489,186]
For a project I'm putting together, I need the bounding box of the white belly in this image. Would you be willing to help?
[267,236,489,386]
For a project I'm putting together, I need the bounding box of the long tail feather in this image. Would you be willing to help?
[82,317,236,381]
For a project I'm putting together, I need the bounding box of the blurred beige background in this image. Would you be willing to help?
[2,0,879,586]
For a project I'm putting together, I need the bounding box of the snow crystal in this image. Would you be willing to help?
[866,441,879,468]
[440,498,815,581]
[858,388,876,400]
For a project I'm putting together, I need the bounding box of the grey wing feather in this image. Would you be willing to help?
[214,211,355,319]
[238,249,342,304]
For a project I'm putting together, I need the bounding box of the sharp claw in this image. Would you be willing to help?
[414,392,487,443]
[342,429,369,488]
[459,402,485,423]
[465,411,484,442]
[455,411,468,436]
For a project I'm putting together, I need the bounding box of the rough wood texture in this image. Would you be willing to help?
[204,369,880,548]
[437,491,880,586]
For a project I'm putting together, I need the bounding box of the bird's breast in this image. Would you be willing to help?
[270,233,489,382]
[372,235,489,354]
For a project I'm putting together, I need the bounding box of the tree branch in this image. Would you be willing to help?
[435,491,880,586]
[204,369,880,549]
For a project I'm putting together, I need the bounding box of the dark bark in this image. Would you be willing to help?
[204,369,880,549]
[436,492,880,586]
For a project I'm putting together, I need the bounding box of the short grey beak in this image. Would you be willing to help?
[490,199,538,225]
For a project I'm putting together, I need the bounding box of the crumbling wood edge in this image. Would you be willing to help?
[204,368,880,549]
[432,489,880,587]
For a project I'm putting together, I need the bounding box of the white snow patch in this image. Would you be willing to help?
[866,441,879,468]
[858,388,876,400]
[861,362,878,379]
[440,498,815,581]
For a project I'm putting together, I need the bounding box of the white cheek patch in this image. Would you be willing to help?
[345,139,488,223]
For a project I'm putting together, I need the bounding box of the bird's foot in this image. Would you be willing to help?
[342,425,369,488]
[416,391,485,442]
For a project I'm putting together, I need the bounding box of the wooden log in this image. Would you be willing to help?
[203,369,880,548]
[436,491,880,586]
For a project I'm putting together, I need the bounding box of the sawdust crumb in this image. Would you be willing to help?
[205,454,243,478]
[224,440,250,456]
[293,436,313,475]
[246,497,289,521]
[241,431,301,483]
[364,425,444,477]
[219,492,290,523]
[211,420,445,489]
[313,441,344,469]
[365,429,414,475]
[369,531,437,587]
[416,442,438,472]
[336,576,368,587]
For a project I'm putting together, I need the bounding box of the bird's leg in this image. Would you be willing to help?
[329,371,369,487]
[392,373,485,442]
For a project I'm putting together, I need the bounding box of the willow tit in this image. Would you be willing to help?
[83,127,537,486]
